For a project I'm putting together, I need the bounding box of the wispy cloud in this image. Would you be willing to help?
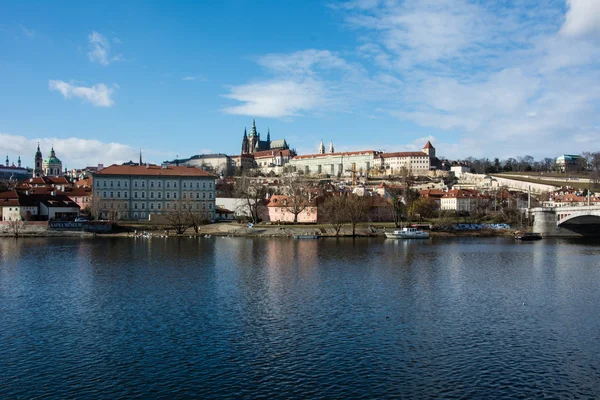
[48,80,116,107]
[223,49,370,118]
[19,24,34,38]
[87,31,122,65]
[182,76,207,82]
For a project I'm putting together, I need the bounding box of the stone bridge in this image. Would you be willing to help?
[532,205,600,237]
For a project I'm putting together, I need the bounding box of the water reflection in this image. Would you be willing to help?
[1,236,599,398]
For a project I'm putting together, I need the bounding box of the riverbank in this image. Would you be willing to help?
[1,222,515,238]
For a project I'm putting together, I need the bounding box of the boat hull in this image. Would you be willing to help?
[385,232,430,239]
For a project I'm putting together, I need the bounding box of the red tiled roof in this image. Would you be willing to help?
[380,151,428,158]
[253,149,293,158]
[94,164,217,177]
[441,189,488,199]
[45,177,69,184]
[423,141,434,149]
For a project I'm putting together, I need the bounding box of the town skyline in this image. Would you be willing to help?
[1,0,600,167]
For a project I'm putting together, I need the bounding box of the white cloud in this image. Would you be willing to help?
[0,133,151,168]
[48,80,116,107]
[223,79,327,118]
[87,31,122,65]
[560,0,600,37]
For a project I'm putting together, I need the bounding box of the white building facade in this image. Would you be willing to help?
[287,150,377,177]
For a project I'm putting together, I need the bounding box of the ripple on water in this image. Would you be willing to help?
[0,237,600,398]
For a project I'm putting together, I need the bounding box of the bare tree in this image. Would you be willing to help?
[8,219,26,238]
[319,195,347,236]
[345,195,369,236]
[385,186,405,227]
[235,175,268,223]
[184,201,209,233]
[164,201,190,234]
[282,175,309,224]
[84,195,102,220]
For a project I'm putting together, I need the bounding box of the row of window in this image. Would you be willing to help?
[97,180,213,189]
[102,191,213,199]
[105,202,214,211]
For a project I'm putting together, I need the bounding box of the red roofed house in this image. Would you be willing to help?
[266,194,318,223]
[93,164,217,221]
[440,189,489,212]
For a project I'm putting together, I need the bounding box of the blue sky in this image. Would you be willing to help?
[1,0,599,169]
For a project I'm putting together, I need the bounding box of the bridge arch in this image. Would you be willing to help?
[557,211,600,226]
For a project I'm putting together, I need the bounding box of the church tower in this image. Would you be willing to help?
[5,155,8,167]
[329,141,335,153]
[34,143,43,177]
[318,140,325,154]
[422,141,435,159]
[242,128,249,154]
[248,119,259,154]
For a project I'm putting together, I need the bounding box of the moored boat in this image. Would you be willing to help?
[294,234,319,239]
[515,232,542,241]
[385,227,430,239]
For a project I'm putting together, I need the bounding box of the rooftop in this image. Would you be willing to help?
[94,164,217,177]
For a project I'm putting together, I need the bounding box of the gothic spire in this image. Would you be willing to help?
[318,139,325,154]
[250,119,257,137]
[139,149,143,165]
[267,128,271,143]
[329,141,334,153]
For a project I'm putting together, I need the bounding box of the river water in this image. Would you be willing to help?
[1,236,599,398]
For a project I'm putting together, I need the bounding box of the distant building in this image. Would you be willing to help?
[451,165,470,175]
[0,190,79,221]
[42,146,63,177]
[440,189,488,212]
[374,142,437,175]
[0,155,28,179]
[93,164,217,221]
[265,195,318,223]
[163,154,234,176]
[241,120,289,154]
[556,154,583,172]
[288,149,377,177]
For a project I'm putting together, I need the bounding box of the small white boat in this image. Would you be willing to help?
[385,227,430,239]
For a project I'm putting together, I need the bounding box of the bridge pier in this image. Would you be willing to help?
[531,207,583,237]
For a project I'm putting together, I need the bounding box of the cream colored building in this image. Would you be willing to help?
[163,153,235,176]
[440,189,488,212]
[374,142,436,176]
[93,164,217,221]
[288,150,377,177]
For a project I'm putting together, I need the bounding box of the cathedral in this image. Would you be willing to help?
[241,120,289,154]
[33,144,63,177]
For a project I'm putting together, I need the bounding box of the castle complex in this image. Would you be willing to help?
[241,120,289,154]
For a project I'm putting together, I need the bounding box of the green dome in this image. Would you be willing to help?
[44,156,61,164]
